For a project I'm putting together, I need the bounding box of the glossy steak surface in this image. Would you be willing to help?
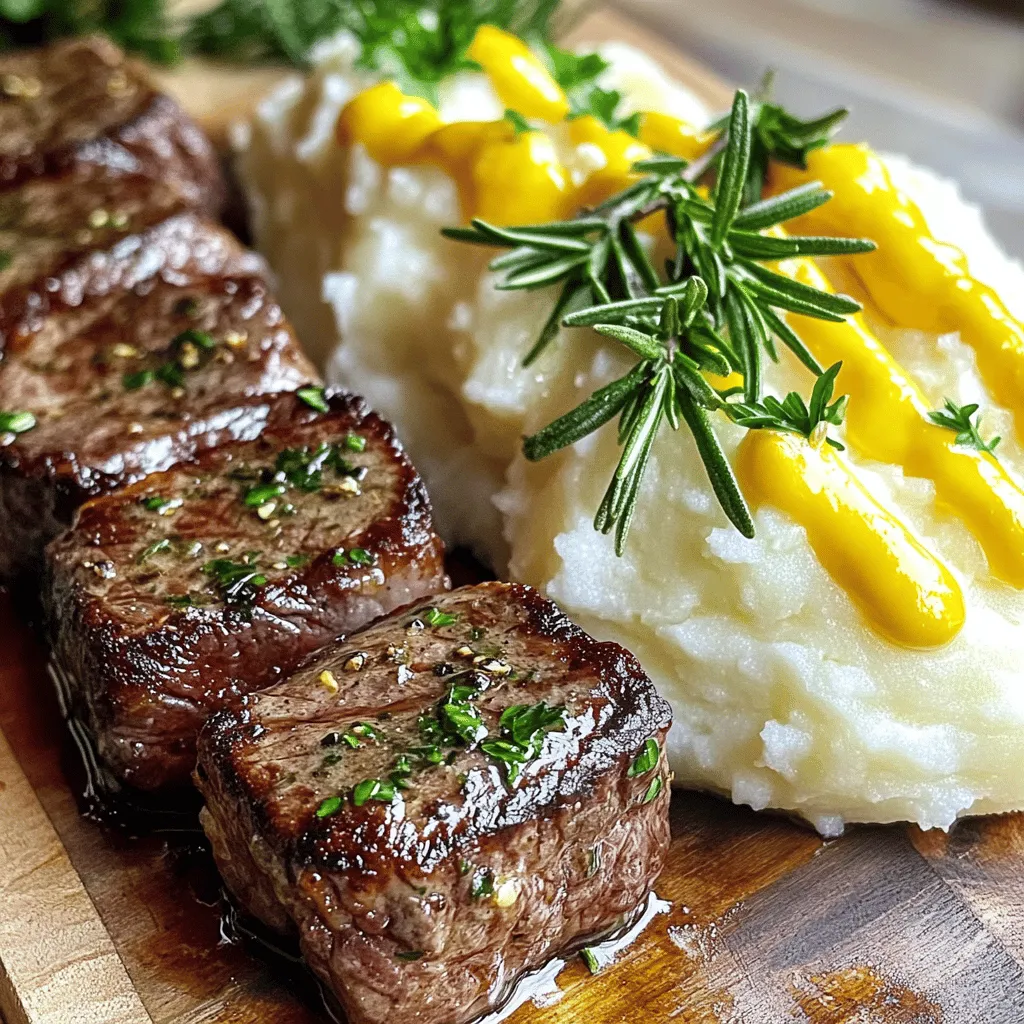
[196,582,673,1024]
[46,390,448,791]
[0,214,319,581]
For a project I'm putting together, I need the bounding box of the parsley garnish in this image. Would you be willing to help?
[504,108,531,135]
[332,546,377,569]
[352,777,396,807]
[580,948,601,975]
[929,398,1001,457]
[544,41,639,136]
[239,442,362,514]
[136,538,171,563]
[121,329,218,393]
[0,410,35,434]
[122,370,153,391]
[243,482,286,507]
[297,386,330,413]
[480,701,566,782]
[201,554,267,612]
[446,89,874,553]
[186,0,560,94]
[424,607,458,627]
[315,795,342,818]
[627,737,660,778]
[470,868,495,899]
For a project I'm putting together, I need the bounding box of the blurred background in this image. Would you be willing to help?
[613,0,1024,257]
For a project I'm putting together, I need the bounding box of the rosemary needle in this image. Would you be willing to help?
[447,90,876,554]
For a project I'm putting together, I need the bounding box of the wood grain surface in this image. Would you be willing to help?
[0,9,1022,1024]
[0,717,151,1024]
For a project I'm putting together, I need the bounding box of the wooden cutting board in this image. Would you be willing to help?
[1,9,1023,1024]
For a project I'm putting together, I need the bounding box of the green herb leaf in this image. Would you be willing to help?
[202,556,268,612]
[642,775,664,804]
[352,777,396,807]
[137,538,171,563]
[171,328,216,350]
[504,108,532,135]
[580,948,601,975]
[0,409,35,434]
[470,868,495,899]
[627,737,660,777]
[315,795,342,818]
[123,369,154,391]
[928,398,1001,457]
[424,607,458,627]
[544,40,638,136]
[297,386,330,413]
[446,86,872,555]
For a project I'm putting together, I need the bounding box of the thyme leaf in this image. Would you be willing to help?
[929,399,1001,457]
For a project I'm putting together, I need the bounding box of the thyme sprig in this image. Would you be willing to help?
[446,89,874,553]
[929,398,1001,457]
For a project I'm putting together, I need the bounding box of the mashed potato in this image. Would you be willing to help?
[235,33,1024,834]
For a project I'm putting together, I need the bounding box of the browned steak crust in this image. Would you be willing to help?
[0,39,225,358]
[0,36,221,208]
[195,583,672,1024]
[45,390,449,792]
[0,214,319,582]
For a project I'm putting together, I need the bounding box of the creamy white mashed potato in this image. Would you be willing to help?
[236,34,1024,833]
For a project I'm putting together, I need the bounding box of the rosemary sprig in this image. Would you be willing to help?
[708,71,848,205]
[929,399,1001,457]
[446,89,874,553]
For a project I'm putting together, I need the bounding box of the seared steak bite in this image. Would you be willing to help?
[0,39,224,349]
[45,390,448,792]
[195,583,672,1024]
[0,214,318,581]
[0,35,221,209]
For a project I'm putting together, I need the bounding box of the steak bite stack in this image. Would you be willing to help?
[0,38,223,349]
[195,583,673,1024]
[46,391,449,791]
[6,37,672,1015]
[0,215,318,581]
[0,42,321,582]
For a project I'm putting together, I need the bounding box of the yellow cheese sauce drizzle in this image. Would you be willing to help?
[779,257,1024,589]
[334,26,708,225]
[772,144,1024,436]
[334,27,1010,648]
[735,431,965,649]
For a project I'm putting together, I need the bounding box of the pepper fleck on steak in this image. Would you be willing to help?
[195,582,672,1024]
[45,389,448,792]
